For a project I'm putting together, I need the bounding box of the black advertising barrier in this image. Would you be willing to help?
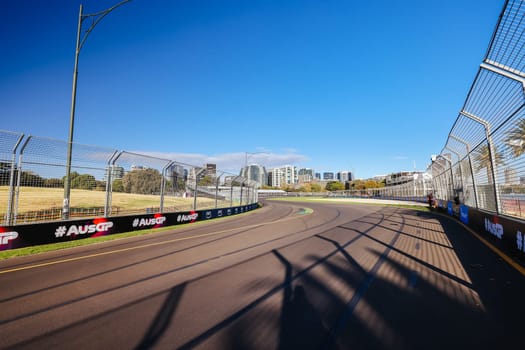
[438,201,525,265]
[0,203,259,251]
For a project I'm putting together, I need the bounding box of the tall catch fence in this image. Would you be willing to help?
[328,173,433,202]
[352,0,525,219]
[316,0,525,219]
[429,0,525,219]
[0,131,256,225]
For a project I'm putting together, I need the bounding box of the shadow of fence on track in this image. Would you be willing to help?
[5,207,525,349]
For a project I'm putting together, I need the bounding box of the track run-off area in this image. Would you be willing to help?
[0,199,524,350]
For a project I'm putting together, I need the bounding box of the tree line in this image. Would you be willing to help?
[262,179,386,192]
[0,163,168,194]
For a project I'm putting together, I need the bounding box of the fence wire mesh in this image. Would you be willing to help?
[3,1,523,223]
[318,0,525,218]
[0,134,256,225]
[430,0,525,218]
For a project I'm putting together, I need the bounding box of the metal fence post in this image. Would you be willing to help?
[192,167,205,210]
[445,147,463,197]
[460,111,501,214]
[436,155,454,200]
[160,161,174,213]
[449,134,478,208]
[214,173,221,209]
[6,134,24,226]
[14,136,33,225]
[240,181,244,205]
[105,151,122,217]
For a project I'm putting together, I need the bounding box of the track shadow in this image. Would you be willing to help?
[8,206,525,349]
[217,207,525,349]
[274,250,336,350]
[135,283,186,349]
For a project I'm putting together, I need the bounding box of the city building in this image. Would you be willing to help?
[130,164,146,171]
[323,172,334,180]
[504,167,519,185]
[385,171,424,186]
[240,164,268,187]
[372,175,387,182]
[269,165,298,188]
[205,163,216,177]
[337,171,353,183]
[298,168,315,184]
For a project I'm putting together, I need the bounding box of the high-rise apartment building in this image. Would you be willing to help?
[269,165,298,188]
[337,171,353,183]
[323,172,334,180]
[298,168,315,184]
[240,164,268,187]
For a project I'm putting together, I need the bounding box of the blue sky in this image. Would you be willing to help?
[1,0,504,178]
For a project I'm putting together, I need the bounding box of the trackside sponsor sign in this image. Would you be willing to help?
[0,228,18,250]
[484,217,503,239]
[459,205,469,224]
[132,214,167,228]
[462,207,525,261]
[55,221,114,238]
[0,203,259,250]
[177,212,199,223]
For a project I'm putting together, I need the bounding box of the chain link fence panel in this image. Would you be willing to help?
[0,134,256,225]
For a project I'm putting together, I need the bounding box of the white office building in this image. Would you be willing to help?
[269,165,298,188]
[337,171,353,183]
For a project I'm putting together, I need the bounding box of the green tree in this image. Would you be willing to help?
[505,118,525,157]
[45,178,64,188]
[122,168,162,194]
[112,179,124,192]
[0,162,11,185]
[310,183,322,192]
[472,143,505,183]
[326,181,345,191]
[71,174,96,190]
[349,179,365,190]
[364,180,384,188]
[198,175,215,186]
[95,180,106,191]
[20,171,45,187]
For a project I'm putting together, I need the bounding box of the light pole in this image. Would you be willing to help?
[63,0,132,219]
[244,151,269,168]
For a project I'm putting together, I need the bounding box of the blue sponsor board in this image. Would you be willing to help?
[447,201,453,215]
[0,203,260,251]
[459,205,469,224]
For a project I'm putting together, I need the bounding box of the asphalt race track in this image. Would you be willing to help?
[1,200,524,350]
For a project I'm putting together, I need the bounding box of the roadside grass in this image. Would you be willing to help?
[0,212,246,261]
[0,186,221,260]
[0,228,167,260]
[0,186,215,213]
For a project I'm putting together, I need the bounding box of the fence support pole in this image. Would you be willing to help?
[449,134,478,208]
[13,136,33,225]
[160,161,174,213]
[215,174,221,209]
[192,167,206,210]
[460,111,501,214]
[104,151,122,217]
[5,134,24,226]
